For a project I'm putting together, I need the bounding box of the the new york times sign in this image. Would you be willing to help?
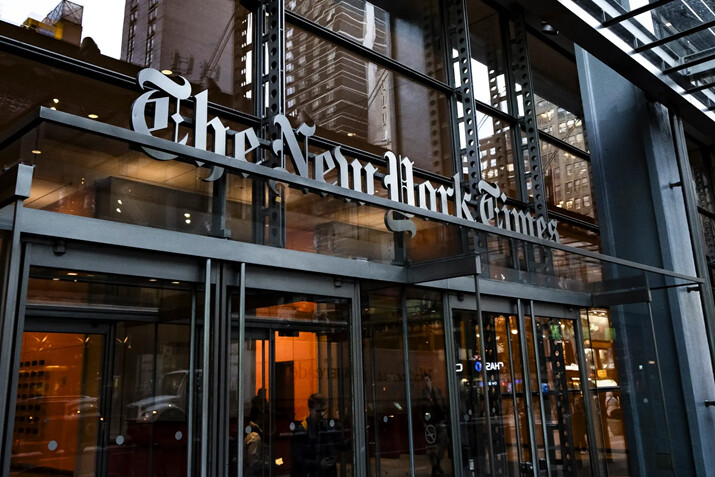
[131,68,559,242]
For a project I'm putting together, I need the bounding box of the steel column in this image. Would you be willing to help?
[0,202,27,477]
[670,114,715,375]
[350,282,366,477]
[200,259,211,477]
[519,301,539,477]
[400,289,417,475]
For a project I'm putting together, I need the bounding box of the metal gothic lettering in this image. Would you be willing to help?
[131,68,559,242]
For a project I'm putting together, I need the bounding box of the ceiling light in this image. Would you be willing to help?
[67,272,78,276]
[161,69,173,75]
[116,208,122,213]
[185,219,191,224]
[31,150,41,155]
[88,114,99,119]
[50,107,57,110]
[541,21,559,35]
[52,98,59,104]
[347,132,356,137]
[171,281,180,284]
[149,278,157,282]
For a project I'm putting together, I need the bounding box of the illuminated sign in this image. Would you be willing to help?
[131,68,559,242]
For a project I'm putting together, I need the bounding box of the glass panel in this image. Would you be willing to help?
[361,288,410,476]
[531,316,592,476]
[287,0,446,81]
[0,1,254,112]
[0,51,137,132]
[581,307,631,477]
[284,189,396,263]
[454,310,531,477]
[11,332,104,476]
[452,309,489,476]
[468,1,508,113]
[244,290,350,323]
[286,26,453,177]
[0,123,253,242]
[535,98,588,152]
[687,139,714,212]
[22,267,200,477]
[542,142,597,222]
[108,321,192,476]
[235,292,353,477]
[406,289,452,477]
[526,33,589,154]
[478,113,518,198]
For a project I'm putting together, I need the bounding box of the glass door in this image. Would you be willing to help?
[10,329,106,476]
[13,262,204,477]
[527,313,592,476]
[452,308,532,477]
[451,298,593,477]
[233,289,353,477]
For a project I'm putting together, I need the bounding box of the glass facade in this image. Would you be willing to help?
[0,1,712,477]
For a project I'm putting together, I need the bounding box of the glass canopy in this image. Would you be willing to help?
[566,0,715,120]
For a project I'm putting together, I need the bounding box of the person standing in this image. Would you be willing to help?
[291,393,346,477]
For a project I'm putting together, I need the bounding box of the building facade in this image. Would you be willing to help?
[0,1,713,477]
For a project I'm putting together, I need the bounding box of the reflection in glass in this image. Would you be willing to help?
[16,270,200,477]
[234,292,352,477]
[362,288,410,476]
[1,124,254,242]
[534,95,588,152]
[288,0,445,80]
[406,290,452,477]
[530,315,592,475]
[11,332,104,476]
[120,1,253,111]
[478,115,518,198]
[108,321,192,477]
[581,308,630,477]
[542,142,597,222]
[285,26,453,176]
[468,1,508,113]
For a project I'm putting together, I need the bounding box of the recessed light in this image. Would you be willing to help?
[161,69,173,75]
[116,208,122,213]
[52,98,59,104]
[117,199,123,205]
[31,150,42,155]
[88,114,99,119]
[185,219,191,224]
[149,278,157,282]
[184,213,191,218]
[50,107,57,110]
[67,272,78,276]
[171,281,180,284]
[347,132,356,137]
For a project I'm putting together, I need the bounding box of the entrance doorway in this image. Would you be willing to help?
[233,290,353,477]
[452,298,592,477]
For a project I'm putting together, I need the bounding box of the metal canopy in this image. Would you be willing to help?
[568,0,715,120]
